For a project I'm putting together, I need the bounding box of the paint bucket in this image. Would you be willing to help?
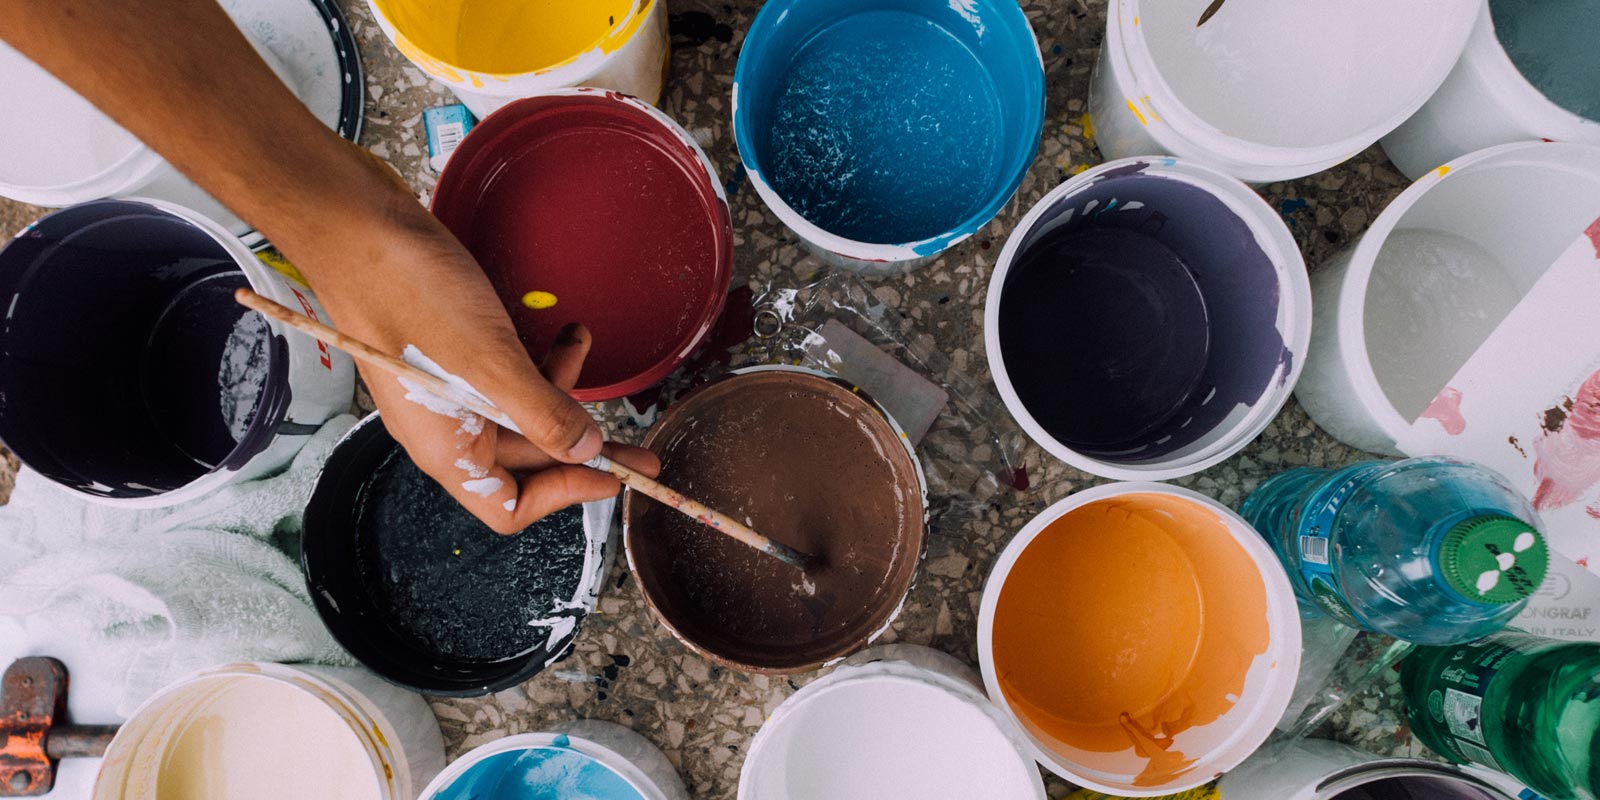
[1087,0,1478,183]
[417,721,689,800]
[0,198,355,506]
[93,662,446,800]
[365,0,669,119]
[302,413,615,697]
[738,644,1046,800]
[0,0,363,247]
[732,0,1045,273]
[1295,141,1600,455]
[431,88,733,402]
[1382,1,1600,180]
[985,158,1310,482]
[977,483,1302,796]
[623,366,929,674]
[1212,738,1519,799]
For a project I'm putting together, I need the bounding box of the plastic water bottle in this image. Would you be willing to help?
[1402,632,1600,800]
[1239,457,1548,645]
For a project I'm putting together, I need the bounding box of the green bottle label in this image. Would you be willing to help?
[1416,632,1548,770]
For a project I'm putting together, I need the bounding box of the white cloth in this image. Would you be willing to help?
[0,415,358,731]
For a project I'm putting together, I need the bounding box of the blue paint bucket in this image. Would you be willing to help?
[418,723,689,800]
[733,0,1044,273]
[985,158,1311,481]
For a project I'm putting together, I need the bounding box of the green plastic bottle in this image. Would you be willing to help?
[1401,631,1600,800]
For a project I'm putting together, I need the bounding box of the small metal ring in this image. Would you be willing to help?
[752,309,784,339]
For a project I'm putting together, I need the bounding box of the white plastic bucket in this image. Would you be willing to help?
[366,0,669,119]
[1214,739,1519,800]
[0,0,363,243]
[985,157,1310,481]
[1087,0,1478,183]
[738,644,1046,800]
[0,198,356,507]
[417,721,689,800]
[94,662,446,800]
[1382,1,1600,180]
[977,483,1302,796]
[1295,141,1600,454]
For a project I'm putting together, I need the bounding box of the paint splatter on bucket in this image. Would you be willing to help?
[733,0,1044,272]
[0,199,354,506]
[367,0,669,118]
[418,722,689,800]
[623,366,928,674]
[432,89,733,402]
[302,414,613,696]
[986,158,1310,481]
[738,645,1045,800]
[978,484,1301,795]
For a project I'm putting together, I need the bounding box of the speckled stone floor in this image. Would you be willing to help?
[0,1,1443,797]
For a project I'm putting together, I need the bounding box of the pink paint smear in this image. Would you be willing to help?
[1420,387,1466,435]
[1533,368,1600,511]
[1585,215,1600,259]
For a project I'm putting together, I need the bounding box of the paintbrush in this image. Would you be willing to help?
[233,288,817,572]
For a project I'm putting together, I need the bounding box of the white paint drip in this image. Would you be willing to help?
[1477,570,1501,594]
[503,498,517,512]
[462,477,503,497]
[398,344,495,436]
[454,458,488,479]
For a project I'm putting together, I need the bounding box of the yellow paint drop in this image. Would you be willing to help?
[1434,165,1452,178]
[374,0,637,75]
[1126,98,1149,126]
[256,250,309,288]
[1070,163,1092,175]
[521,291,559,310]
[1076,112,1096,142]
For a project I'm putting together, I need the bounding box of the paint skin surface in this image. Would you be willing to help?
[154,678,380,799]
[999,227,1210,449]
[627,371,924,672]
[1492,0,1600,121]
[434,97,729,395]
[765,10,1002,244]
[356,447,586,662]
[377,0,635,74]
[991,494,1269,787]
[432,746,644,800]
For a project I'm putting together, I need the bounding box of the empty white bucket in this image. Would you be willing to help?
[1383,1,1600,180]
[738,645,1046,800]
[1088,0,1478,183]
[418,721,689,800]
[1295,141,1600,454]
[94,663,446,800]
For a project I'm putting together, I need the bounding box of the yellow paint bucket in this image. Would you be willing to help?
[366,0,669,117]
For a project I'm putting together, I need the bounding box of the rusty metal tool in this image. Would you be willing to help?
[0,658,119,796]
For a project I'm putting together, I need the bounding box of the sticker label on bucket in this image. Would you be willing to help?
[1295,463,1389,626]
[425,104,476,172]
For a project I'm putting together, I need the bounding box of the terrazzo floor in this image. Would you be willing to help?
[0,0,1442,796]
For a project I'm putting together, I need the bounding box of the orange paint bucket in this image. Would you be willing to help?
[977,484,1301,796]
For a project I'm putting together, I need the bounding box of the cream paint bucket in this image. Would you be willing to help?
[366,0,669,119]
[1295,141,1600,455]
[977,483,1301,796]
[1212,739,1519,800]
[985,158,1310,481]
[738,644,1046,800]
[0,0,363,246]
[1087,0,1478,183]
[94,663,446,800]
[417,721,689,800]
[0,199,355,507]
[1383,1,1600,180]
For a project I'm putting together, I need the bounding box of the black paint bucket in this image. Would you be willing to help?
[0,199,353,505]
[303,413,613,696]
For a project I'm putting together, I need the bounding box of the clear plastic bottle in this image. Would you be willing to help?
[1402,631,1600,800]
[1240,457,1548,645]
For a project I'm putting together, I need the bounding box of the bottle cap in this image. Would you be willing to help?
[1439,516,1548,605]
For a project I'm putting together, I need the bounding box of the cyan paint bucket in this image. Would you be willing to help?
[732,0,1045,273]
[367,0,669,118]
[418,722,689,800]
[431,89,733,402]
[1382,0,1600,180]
[985,158,1310,481]
[302,414,615,697]
[0,199,355,506]
[93,662,446,800]
[1088,0,1477,183]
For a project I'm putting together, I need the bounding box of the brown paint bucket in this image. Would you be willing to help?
[622,366,928,674]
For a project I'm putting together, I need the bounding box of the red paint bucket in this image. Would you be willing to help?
[431,88,734,401]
